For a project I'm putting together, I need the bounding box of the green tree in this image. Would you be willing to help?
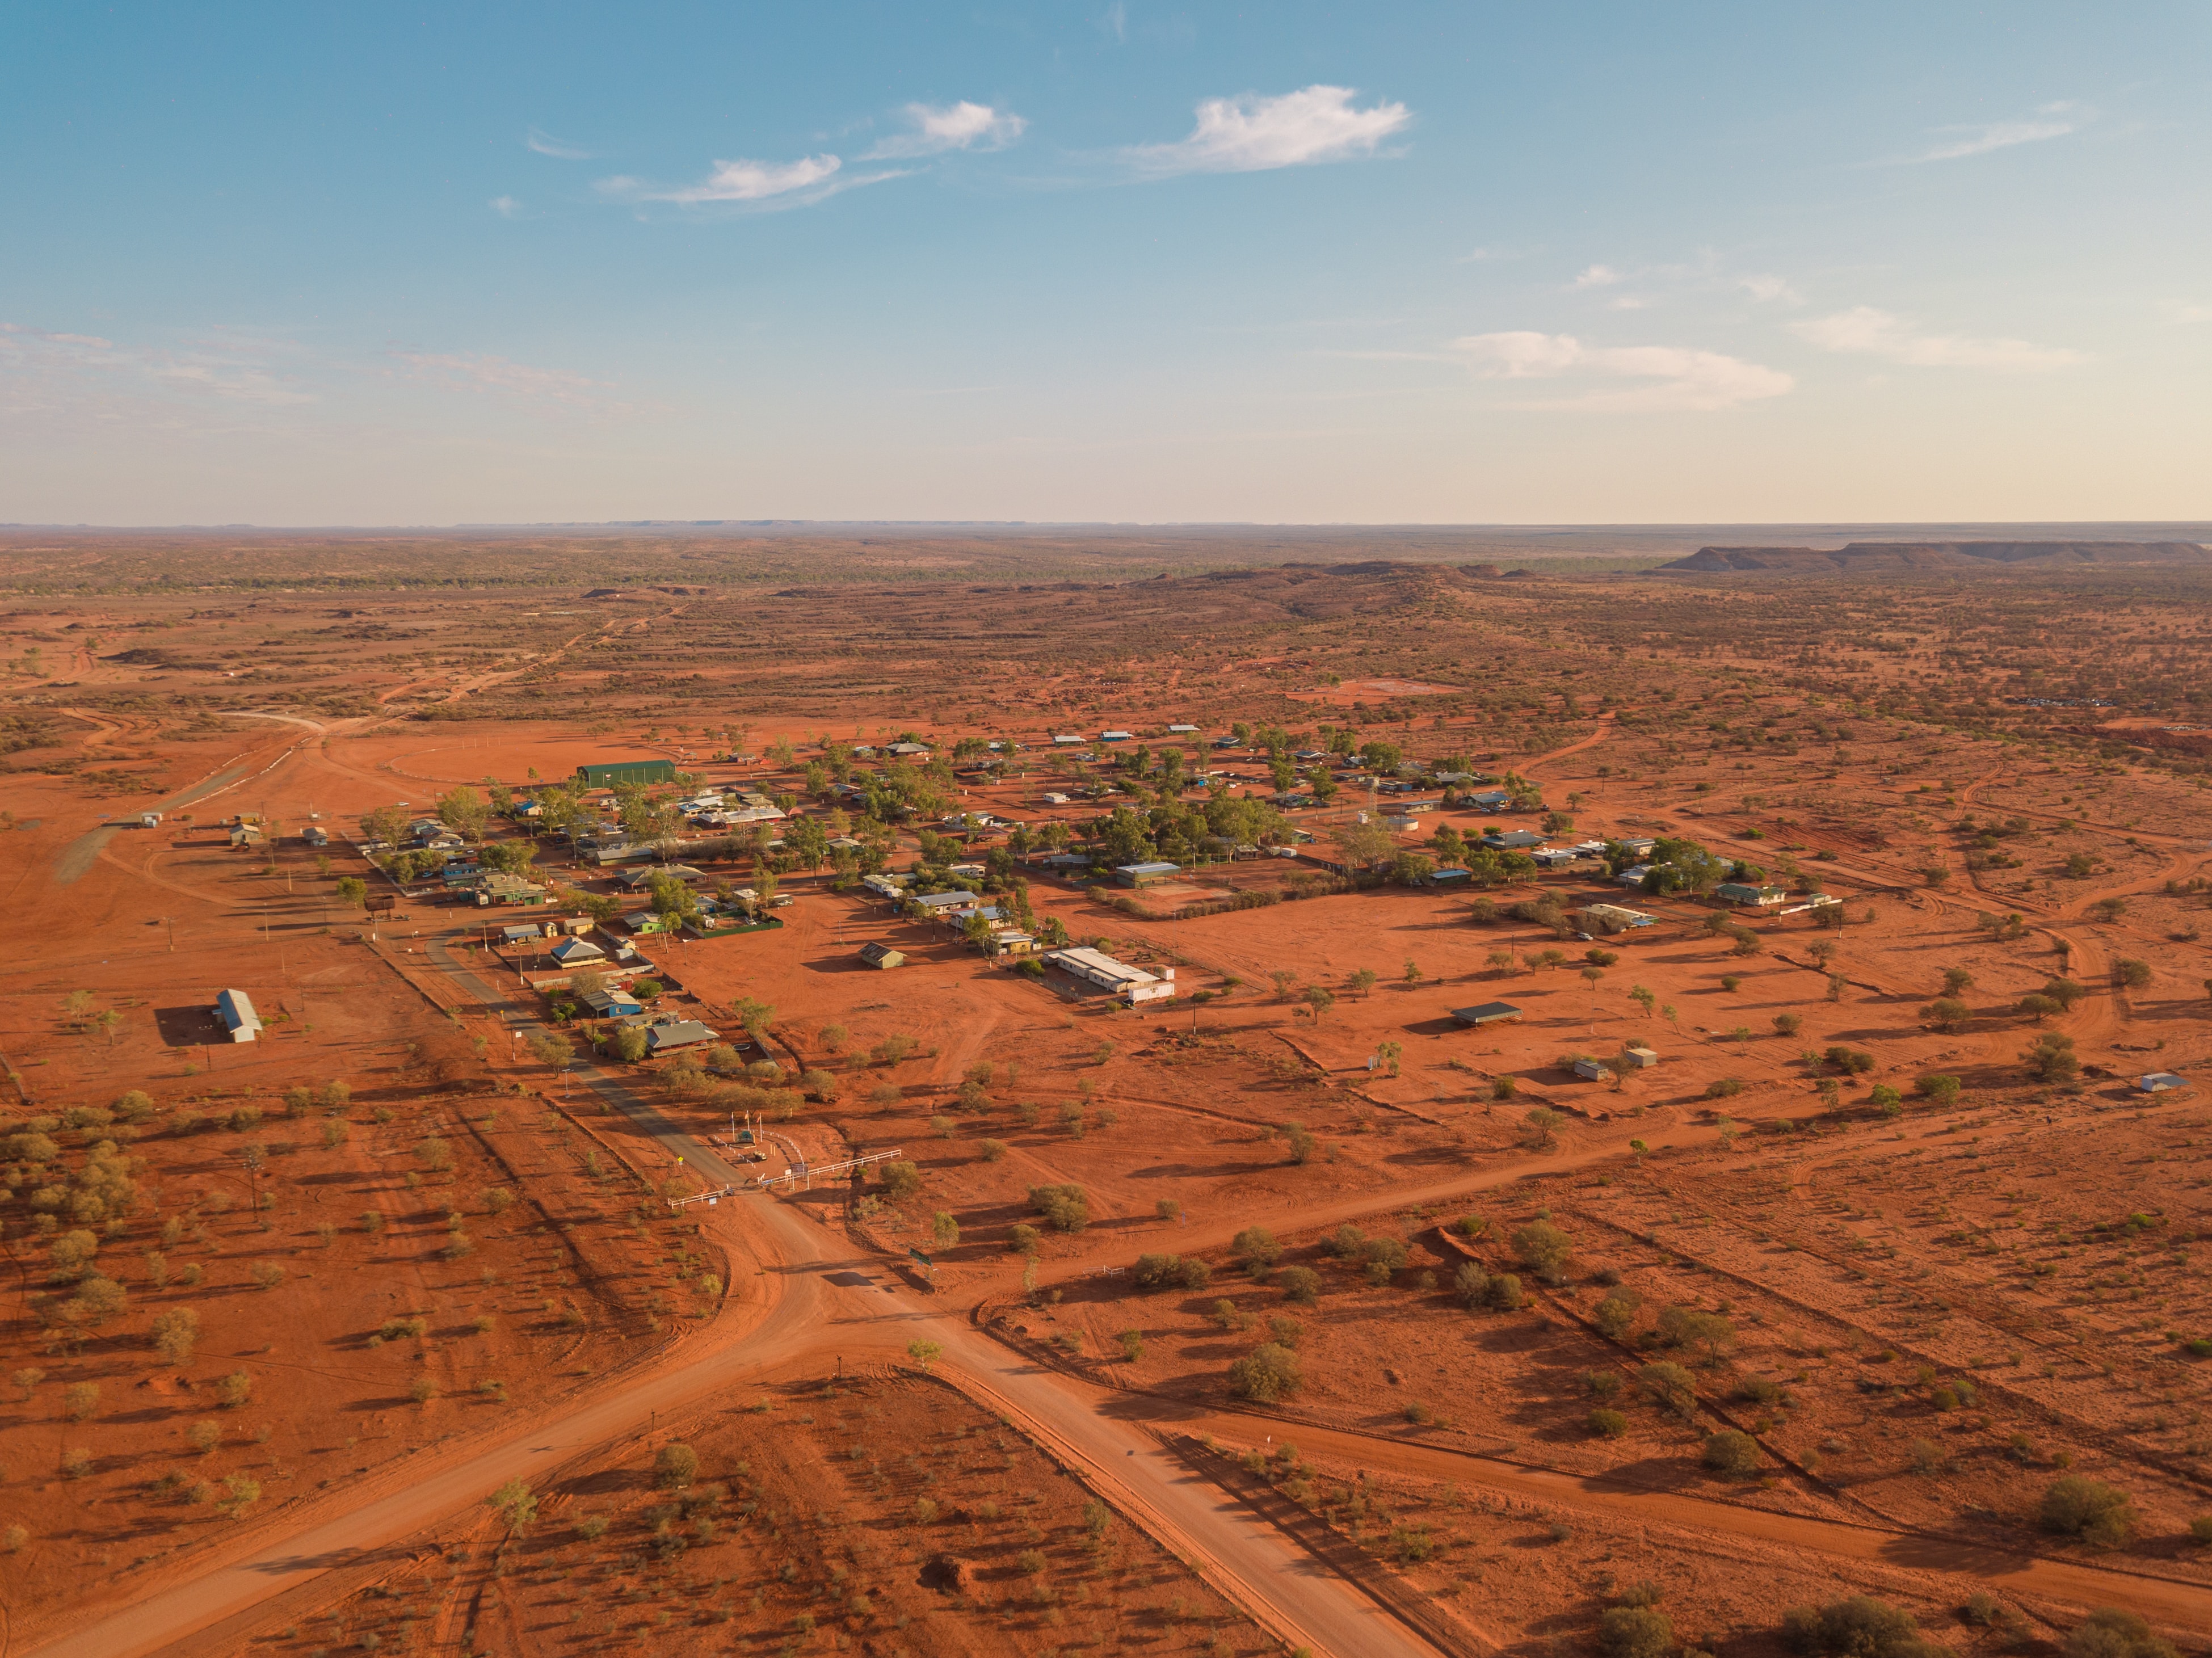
[1227,1342,1302,1403]
[487,1478,538,1533]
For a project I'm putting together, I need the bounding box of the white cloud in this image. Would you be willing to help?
[863,101,1026,160]
[1453,330,1793,412]
[599,152,896,209]
[489,195,523,219]
[0,322,317,417]
[1100,1,1127,42]
[1739,273,1802,305]
[526,127,594,160]
[1902,102,2085,163]
[1125,85,1410,176]
[1572,264,1629,289]
[390,350,612,409]
[1795,306,2088,371]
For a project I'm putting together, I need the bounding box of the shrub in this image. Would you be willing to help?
[655,1443,699,1489]
[1276,1266,1321,1305]
[1511,1220,1571,1281]
[1704,1078,1743,1100]
[1589,1407,1629,1438]
[979,1138,1007,1163]
[1656,1304,1736,1360]
[2116,959,2152,990]
[878,1159,922,1201]
[1486,1272,1524,1311]
[2063,1608,2180,1658]
[1232,1226,1280,1272]
[63,1381,101,1423]
[1007,1223,1041,1256]
[1117,1329,1145,1362]
[2023,1033,2080,1084]
[1599,1606,1675,1658]
[1268,1315,1302,1346]
[1637,1361,1696,1418]
[216,1370,252,1409]
[1917,1074,1961,1106]
[2042,1475,2134,1548]
[1454,1261,1490,1309]
[1227,1343,1302,1403]
[1134,1252,1185,1290]
[152,1307,201,1364]
[1703,1429,1759,1477]
[1772,1013,1801,1036]
[1030,1184,1089,1233]
[1593,1291,1639,1339]
[1781,1595,1932,1658]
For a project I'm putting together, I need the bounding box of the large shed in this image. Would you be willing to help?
[1451,1001,1523,1026]
[574,759,676,788]
[215,988,262,1042]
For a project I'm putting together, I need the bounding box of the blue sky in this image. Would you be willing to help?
[2,2,2206,525]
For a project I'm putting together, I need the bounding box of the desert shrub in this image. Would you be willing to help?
[2063,1608,2179,1658]
[152,1307,201,1364]
[1487,1272,1524,1311]
[63,1381,101,1422]
[1268,1315,1302,1346]
[1227,1343,1302,1403]
[2024,1033,2080,1083]
[216,1370,252,1409]
[655,1442,699,1489]
[2116,959,2152,989]
[1117,1329,1145,1361]
[1454,1261,1490,1309]
[1276,1266,1321,1306]
[1133,1253,1185,1290]
[1703,1429,1759,1477]
[879,1160,922,1201]
[1589,1407,1629,1438]
[1511,1220,1571,1281]
[1704,1078,1743,1100]
[2042,1475,2134,1548]
[1656,1305,1736,1361]
[1781,1595,1937,1658]
[1738,1375,1784,1405]
[1030,1184,1089,1233]
[1823,1045,1875,1075]
[1772,1012,1802,1036]
[1232,1226,1280,1272]
[1007,1223,1040,1256]
[1599,1606,1675,1658]
[1637,1361,1696,1418]
[979,1138,1007,1162]
[1593,1291,1639,1339]
[1917,1074,1961,1106]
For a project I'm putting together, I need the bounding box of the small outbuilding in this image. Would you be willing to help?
[1115,862,1180,887]
[859,942,906,970]
[1622,1045,1660,1068]
[1715,882,1788,907]
[1572,1057,1615,1082]
[2140,1072,2190,1093]
[644,1020,718,1056]
[1578,902,1656,933]
[215,988,261,1042]
[1452,1001,1523,1027]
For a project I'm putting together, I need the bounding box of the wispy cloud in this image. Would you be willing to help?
[1898,102,2085,163]
[1125,85,1410,177]
[598,152,904,209]
[1453,330,1793,411]
[1099,1,1127,42]
[489,195,523,219]
[389,350,613,410]
[1571,264,1629,289]
[1795,306,2087,371]
[0,322,318,422]
[1739,273,1801,305]
[862,101,1026,161]
[526,127,594,160]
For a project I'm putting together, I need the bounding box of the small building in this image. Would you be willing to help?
[1427,867,1471,885]
[1578,902,1656,932]
[887,742,931,758]
[911,890,980,915]
[1715,882,1788,908]
[1052,734,1084,746]
[1043,946,1175,1004]
[1615,865,1654,888]
[501,921,550,945]
[579,987,645,1018]
[1484,830,1544,850]
[858,942,906,970]
[301,825,327,847]
[862,874,913,902]
[364,893,398,916]
[1572,1057,1615,1082]
[474,872,548,907]
[229,824,263,848]
[1041,792,1071,806]
[2140,1072,2190,1093]
[1116,861,1180,888]
[618,864,705,889]
[1622,1045,1660,1068]
[1167,723,1200,734]
[137,811,163,829]
[575,759,676,788]
[1452,1001,1522,1027]
[1099,730,1134,743]
[644,1020,718,1056]
[1465,789,1512,812]
[214,988,261,1042]
[1614,838,1657,857]
[550,937,608,967]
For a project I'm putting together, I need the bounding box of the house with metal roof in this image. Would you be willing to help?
[1115,862,1180,887]
[1044,946,1175,1004]
[644,1020,718,1055]
[215,988,261,1042]
[1451,1001,1522,1026]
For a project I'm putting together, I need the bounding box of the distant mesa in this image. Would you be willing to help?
[1659,541,2212,575]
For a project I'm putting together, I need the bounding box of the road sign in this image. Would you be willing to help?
[908,1247,932,1266]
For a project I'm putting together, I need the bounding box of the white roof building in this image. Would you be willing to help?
[215,988,261,1043]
